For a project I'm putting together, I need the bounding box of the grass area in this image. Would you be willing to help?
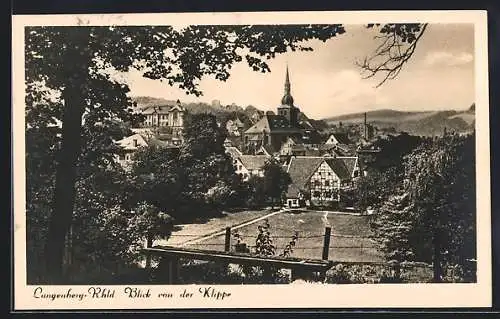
[155,209,275,246]
[184,210,384,262]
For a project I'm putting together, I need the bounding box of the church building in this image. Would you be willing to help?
[243,66,315,153]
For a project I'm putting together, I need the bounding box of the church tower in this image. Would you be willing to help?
[277,66,300,127]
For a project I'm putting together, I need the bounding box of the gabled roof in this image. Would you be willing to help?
[299,120,315,130]
[286,136,302,144]
[238,155,270,171]
[336,157,358,176]
[115,133,148,151]
[324,158,352,180]
[140,102,185,115]
[244,115,302,134]
[286,157,325,191]
[140,105,172,115]
[225,146,242,159]
[285,156,359,197]
[131,128,154,135]
[326,133,351,145]
[259,144,277,156]
[289,143,344,157]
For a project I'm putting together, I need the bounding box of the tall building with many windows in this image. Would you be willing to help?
[140,99,186,145]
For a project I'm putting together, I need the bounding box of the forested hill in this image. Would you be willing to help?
[323,104,475,136]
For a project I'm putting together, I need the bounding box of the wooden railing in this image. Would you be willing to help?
[142,245,334,284]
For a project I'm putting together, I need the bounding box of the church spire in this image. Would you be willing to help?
[281,65,294,106]
[284,65,291,94]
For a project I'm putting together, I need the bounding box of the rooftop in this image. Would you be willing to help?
[238,155,270,171]
[245,115,303,134]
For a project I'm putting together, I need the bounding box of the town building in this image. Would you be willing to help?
[114,133,174,170]
[325,132,351,146]
[140,99,186,145]
[113,133,149,169]
[285,156,360,208]
[243,66,317,154]
[233,155,270,181]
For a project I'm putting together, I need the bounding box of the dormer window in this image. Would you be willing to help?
[133,139,138,147]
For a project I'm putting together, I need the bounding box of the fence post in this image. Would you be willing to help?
[322,227,331,260]
[145,235,153,269]
[224,227,231,252]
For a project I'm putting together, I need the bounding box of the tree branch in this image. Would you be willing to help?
[357,23,428,88]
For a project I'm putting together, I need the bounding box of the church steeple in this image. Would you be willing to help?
[281,65,294,106]
[284,65,291,93]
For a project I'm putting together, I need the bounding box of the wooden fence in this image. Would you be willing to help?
[142,227,335,284]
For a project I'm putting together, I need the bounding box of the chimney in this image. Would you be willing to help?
[364,112,368,139]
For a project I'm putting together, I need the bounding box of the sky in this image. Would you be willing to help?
[123,23,475,120]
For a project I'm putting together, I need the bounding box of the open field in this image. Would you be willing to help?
[168,210,383,262]
[154,209,277,246]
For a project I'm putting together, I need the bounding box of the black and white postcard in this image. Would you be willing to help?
[12,10,492,310]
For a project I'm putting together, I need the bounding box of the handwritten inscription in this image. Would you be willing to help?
[198,287,231,300]
[33,287,87,301]
[124,287,151,298]
[158,291,174,298]
[88,287,115,298]
[180,289,193,298]
[32,286,231,302]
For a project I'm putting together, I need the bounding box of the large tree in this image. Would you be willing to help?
[131,113,239,221]
[25,23,426,282]
[354,132,425,211]
[261,159,292,208]
[371,133,476,282]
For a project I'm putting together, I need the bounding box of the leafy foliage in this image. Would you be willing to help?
[131,113,239,222]
[255,219,276,257]
[280,231,300,258]
[261,159,292,207]
[243,175,266,208]
[370,132,476,282]
[352,133,425,212]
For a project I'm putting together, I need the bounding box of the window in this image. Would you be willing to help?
[354,170,359,177]
[328,172,331,176]
[314,180,320,187]
[324,191,332,198]
[324,180,330,187]
[238,165,242,171]
[313,191,321,198]
[125,154,131,161]
[292,199,298,205]
[133,139,138,147]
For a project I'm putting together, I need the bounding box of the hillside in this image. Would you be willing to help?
[130,96,329,132]
[324,105,475,136]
